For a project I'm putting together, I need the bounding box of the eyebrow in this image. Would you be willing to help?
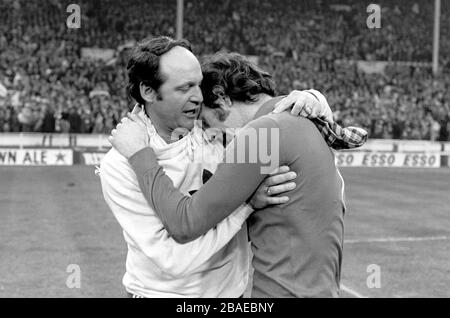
[175,79,202,89]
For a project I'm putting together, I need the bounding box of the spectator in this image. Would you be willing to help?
[40,104,56,133]
[0,0,448,140]
[68,107,82,133]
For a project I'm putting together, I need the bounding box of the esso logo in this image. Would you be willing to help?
[362,153,396,167]
[403,154,437,167]
[336,153,355,166]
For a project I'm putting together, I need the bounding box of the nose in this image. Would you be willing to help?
[190,85,203,105]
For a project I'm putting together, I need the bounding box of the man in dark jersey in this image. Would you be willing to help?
[110,53,363,297]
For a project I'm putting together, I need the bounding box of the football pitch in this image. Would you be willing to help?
[0,166,449,298]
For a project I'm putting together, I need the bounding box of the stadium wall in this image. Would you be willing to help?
[0,133,449,168]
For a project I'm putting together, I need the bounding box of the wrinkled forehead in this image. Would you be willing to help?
[159,46,202,85]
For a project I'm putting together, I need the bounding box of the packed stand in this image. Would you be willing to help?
[0,0,449,140]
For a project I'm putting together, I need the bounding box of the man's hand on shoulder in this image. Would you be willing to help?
[108,113,149,159]
[248,166,296,210]
[272,89,334,123]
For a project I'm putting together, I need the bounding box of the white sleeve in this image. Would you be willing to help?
[99,150,251,278]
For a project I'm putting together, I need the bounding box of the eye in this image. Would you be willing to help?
[178,85,190,93]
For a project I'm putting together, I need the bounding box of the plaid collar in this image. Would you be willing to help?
[312,117,368,150]
[300,91,368,150]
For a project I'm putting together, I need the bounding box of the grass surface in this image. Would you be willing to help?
[0,166,449,297]
[339,167,450,298]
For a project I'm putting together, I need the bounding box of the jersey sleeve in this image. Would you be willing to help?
[129,116,283,243]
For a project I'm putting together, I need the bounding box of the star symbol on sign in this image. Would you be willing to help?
[55,152,66,163]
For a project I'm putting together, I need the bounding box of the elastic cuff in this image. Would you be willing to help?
[129,147,158,176]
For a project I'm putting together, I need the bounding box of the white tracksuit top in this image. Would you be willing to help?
[99,109,251,297]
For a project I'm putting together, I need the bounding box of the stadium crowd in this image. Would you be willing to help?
[0,0,449,140]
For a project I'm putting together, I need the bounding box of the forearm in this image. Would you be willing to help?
[129,147,253,243]
[100,150,250,277]
[128,116,281,243]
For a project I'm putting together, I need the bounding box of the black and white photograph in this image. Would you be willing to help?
[0,0,449,301]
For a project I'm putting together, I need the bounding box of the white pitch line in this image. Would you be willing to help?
[345,235,450,244]
[340,284,366,298]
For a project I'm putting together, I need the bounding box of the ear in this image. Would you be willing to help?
[213,96,232,121]
[223,95,232,108]
[211,85,232,121]
[139,82,157,104]
[217,95,232,121]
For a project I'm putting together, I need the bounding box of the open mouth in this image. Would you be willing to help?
[183,108,199,117]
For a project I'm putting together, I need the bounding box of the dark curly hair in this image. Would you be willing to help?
[201,52,276,108]
[126,36,193,105]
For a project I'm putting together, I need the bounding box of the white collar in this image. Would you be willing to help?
[131,104,211,160]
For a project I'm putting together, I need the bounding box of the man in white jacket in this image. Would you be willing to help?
[100,36,330,297]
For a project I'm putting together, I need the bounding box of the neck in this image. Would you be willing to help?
[144,105,177,144]
[252,93,273,108]
[156,127,175,144]
[228,94,273,127]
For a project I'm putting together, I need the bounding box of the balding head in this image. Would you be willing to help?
[159,46,202,85]
[126,36,193,105]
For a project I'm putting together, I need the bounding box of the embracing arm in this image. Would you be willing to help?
[99,149,252,277]
[129,117,282,243]
[255,91,367,150]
